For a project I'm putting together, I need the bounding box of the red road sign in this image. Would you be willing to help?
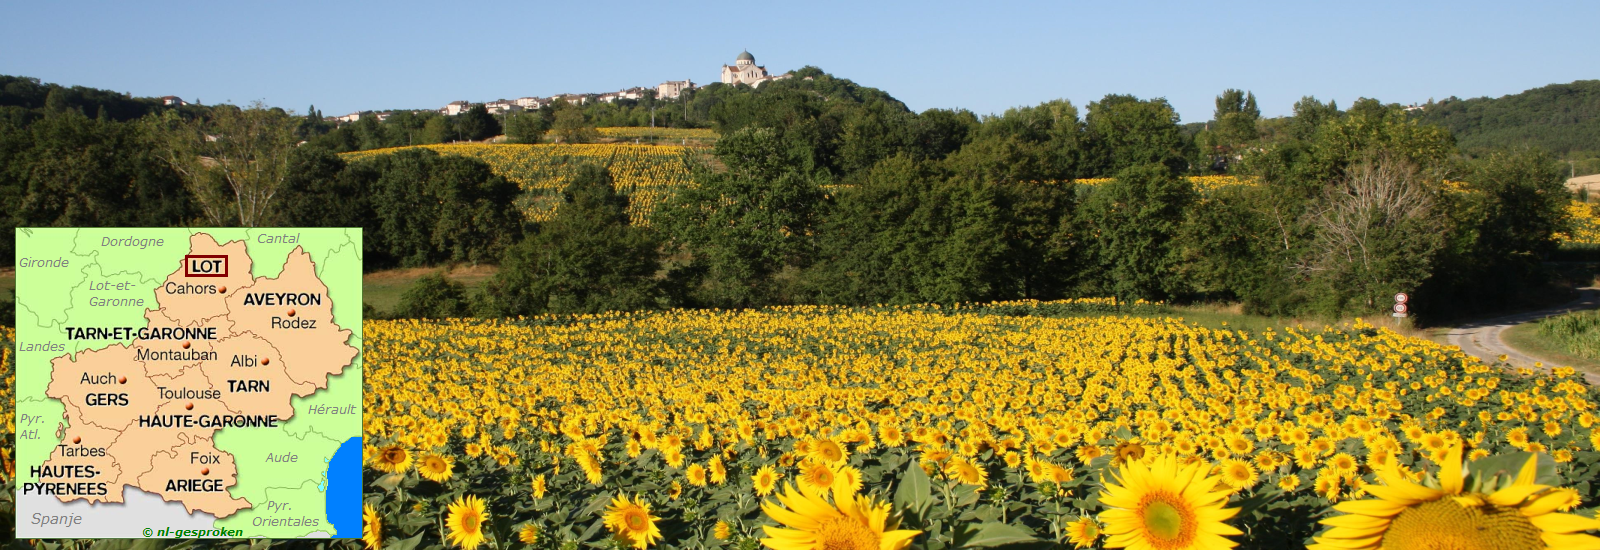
[1394,293,1409,304]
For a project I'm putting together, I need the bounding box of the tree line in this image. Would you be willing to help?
[0,72,1581,325]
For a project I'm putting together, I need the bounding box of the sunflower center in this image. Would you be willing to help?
[816,516,881,550]
[383,449,405,463]
[626,511,648,531]
[1138,492,1196,546]
[1381,499,1543,550]
[462,512,481,533]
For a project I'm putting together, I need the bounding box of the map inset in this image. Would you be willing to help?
[14,228,363,539]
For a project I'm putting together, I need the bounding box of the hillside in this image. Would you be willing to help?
[1412,80,1600,156]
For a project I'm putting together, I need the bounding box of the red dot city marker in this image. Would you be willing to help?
[73,436,81,444]
[182,341,191,349]
[185,403,194,410]
[118,376,127,384]
[218,286,227,293]
[287,309,296,317]
[201,468,210,475]
[261,358,270,366]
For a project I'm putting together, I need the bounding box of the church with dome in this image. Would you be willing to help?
[720,50,790,87]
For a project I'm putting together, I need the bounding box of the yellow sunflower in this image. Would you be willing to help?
[418,453,454,483]
[754,464,783,496]
[1098,454,1242,550]
[519,523,539,545]
[715,520,733,540]
[760,483,921,550]
[605,494,662,550]
[880,425,906,447]
[1112,440,1147,465]
[375,445,411,473]
[811,439,849,465]
[945,458,988,488]
[362,504,382,550]
[710,456,728,485]
[531,474,547,499]
[1218,460,1258,491]
[1310,443,1600,550]
[798,460,837,494]
[687,463,709,487]
[834,465,864,496]
[445,495,488,550]
[1066,516,1102,549]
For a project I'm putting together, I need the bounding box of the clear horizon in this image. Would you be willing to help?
[3,0,1595,123]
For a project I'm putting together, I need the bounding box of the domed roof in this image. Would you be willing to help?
[736,50,754,62]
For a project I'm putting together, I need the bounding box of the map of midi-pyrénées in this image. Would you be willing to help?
[14,228,364,539]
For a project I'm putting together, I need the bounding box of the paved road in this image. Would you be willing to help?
[1442,286,1600,386]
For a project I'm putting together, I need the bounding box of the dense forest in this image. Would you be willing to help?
[1411,80,1600,175]
[0,72,1589,325]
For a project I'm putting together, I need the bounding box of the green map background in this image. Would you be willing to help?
[13,228,362,538]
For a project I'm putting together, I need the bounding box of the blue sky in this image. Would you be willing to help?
[3,0,1594,123]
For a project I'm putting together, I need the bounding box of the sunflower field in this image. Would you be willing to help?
[1559,200,1600,246]
[360,301,1600,550]
[592,128,720,146]
[342,144,696,226]
[2,326,14,489]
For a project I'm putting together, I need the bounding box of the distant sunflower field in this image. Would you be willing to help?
[342,144,695,226]
[359,301,1600,550]
[1559,200,1600,246]
[2,326,13,487]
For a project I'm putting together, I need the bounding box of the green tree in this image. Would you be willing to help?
[1079,163,1196,301]
[655,127,825,307]
[505,110,550,144]
[1197,89,1261,171]
[457,104,502,142]
[1302,157,1446,315]
[420,115,456,144]
[1420,150,1571,316]
[153,102,298,226]
[551,104,596,144]
[478,164,662,315]
[1085,94,1192,176]
[354,149,523,268]
[806,155,1009,305]
[394,272,471,318]
[0,108,194,264]
[267,146,366,227]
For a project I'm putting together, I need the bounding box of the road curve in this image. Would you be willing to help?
[1442,286,1600,386]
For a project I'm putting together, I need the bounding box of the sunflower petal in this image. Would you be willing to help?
[1529,513,1600,535]
[1311,534,1384,549]
[1515,453,1539,486]
[1438,443,1463,495]
[1487,483,1548,507]
[879,529,922,550]
[1521,489,1580,517]
[1359,483,1441,506]
[1320,514,1390,529]
[1332,498,1409,518]
[1542,532,1600,550]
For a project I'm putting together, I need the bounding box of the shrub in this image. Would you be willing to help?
[394,272,471,319]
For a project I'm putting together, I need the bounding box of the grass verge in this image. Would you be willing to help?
[362,265,497,315]
[1502,319,1600,376]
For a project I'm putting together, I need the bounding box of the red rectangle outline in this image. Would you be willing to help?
[184,254,229,277]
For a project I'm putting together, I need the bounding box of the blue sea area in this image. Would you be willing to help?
[325,436,362,538]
